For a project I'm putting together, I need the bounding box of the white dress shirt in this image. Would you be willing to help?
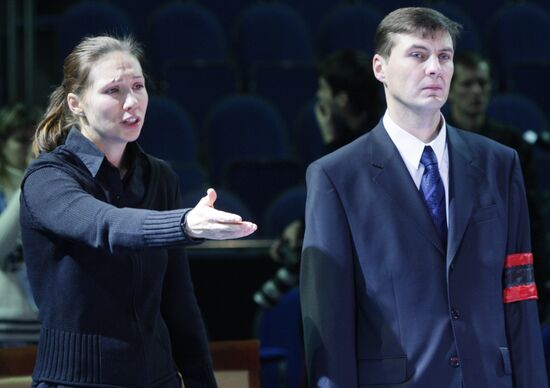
[382,111,449,224]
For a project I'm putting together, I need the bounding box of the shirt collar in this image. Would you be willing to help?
[64,127,144,178]
[382,111,447,171]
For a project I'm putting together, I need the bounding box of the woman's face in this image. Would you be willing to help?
[75,51,148,149]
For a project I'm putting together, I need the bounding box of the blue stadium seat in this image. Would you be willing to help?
[277,0,342,35]
[510,62,550,124]
[263,185,307,238]
[223,160,304,227]
[486,3,550,88]
[204,94,290,184]
[318,4,384,57]
[139,95,199,166]
[235,3,314,77]
[430,2,482,52]
[256,287,305,388]
[172,163,209,196]
[486,93,548,135]
[148,2,226,76]
[200,0,257,35]
[250,61,317,128]
[163,61,240,133]
[367,0,424,14]
[57,1,133,64]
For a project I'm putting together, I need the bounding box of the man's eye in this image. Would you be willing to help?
[133,83,145,90]
[105,87,119,94]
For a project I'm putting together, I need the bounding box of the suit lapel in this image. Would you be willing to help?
[446,126,486,266]
[366,123,446,254]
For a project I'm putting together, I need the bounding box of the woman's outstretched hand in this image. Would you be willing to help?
[185,188,257,240]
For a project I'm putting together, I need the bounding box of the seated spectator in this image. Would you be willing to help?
[447,50,549,320]
[0,103,42,347]
[254,49,382,308]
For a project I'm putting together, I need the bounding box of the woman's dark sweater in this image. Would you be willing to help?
[20,129,216,388]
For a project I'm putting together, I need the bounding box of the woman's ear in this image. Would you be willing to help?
[67,93,84,116]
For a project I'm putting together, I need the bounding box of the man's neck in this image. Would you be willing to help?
[387,106,442,143]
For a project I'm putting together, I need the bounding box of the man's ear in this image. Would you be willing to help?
[67,93,84,116]
[372,54,386,84]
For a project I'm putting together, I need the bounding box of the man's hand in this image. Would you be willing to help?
[315,101,335,144]
[185,188,257,240]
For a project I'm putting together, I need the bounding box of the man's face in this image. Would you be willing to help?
[373,31,454,114]
[448,62,491,117]
[316,77,339,118]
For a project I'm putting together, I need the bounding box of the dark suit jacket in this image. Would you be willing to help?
[300,121,547,387]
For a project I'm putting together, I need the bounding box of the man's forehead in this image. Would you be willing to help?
[391,30,453,48]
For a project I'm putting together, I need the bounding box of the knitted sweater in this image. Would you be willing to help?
[20,129,217,387]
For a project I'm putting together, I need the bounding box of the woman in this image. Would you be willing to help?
[20,35,256,388]
[0,103,42,347]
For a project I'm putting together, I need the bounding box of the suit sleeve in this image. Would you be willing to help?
[301,162,358,388]
[161,180,217,388]
[504,151,548,387]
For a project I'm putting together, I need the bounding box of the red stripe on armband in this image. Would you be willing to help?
[504,284,538,303]
[504,252,533,268]
[503,253,538,303]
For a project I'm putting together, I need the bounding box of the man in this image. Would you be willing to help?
[254,49,381,309]
[314,49,382,155]
[447,51,549,320]
[300,7,548,388]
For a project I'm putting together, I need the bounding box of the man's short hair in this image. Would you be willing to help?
[374,7,462,58]
[318,49,381,117]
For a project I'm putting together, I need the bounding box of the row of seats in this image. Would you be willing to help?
[44,1,550,130]
[48,2,550,82]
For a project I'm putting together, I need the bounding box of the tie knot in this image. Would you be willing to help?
[420,146,438,168]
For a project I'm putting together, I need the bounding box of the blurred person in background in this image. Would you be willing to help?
[254,49,382,309]
[0,103,42,347]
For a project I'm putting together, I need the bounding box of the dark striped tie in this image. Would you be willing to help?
[420,146,447,244]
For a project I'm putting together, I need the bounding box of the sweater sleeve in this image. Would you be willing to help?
[20,166,197,254]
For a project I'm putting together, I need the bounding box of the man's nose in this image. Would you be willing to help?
[426,55,442,76]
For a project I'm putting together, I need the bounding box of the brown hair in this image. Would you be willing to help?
[374,7,462,58]
[33,35,144,155]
